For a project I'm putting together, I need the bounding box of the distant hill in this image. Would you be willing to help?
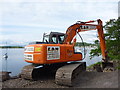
[75,42,95,46]
[0,42,95,48]
[0,46,24,48]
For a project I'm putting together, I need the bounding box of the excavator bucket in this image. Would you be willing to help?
[102,61,114,72]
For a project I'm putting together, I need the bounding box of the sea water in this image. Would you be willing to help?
[0,47,102,76]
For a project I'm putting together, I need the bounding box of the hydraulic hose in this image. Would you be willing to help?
[77,32,86,60]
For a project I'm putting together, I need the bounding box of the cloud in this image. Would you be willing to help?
[76,30,98,43]
[0,0,119,3]
[1,1,118,24]
[0,0,119,45]
[118,1,120,17]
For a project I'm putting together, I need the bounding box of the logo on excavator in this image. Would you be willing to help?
[47,46,60,60]
[80,25,97,30]
[67,49,73,56]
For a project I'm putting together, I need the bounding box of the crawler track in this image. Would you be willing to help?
[20,62,86,86]
[20,65,35,80]
[55,62,86,86]
[20,63,67,80]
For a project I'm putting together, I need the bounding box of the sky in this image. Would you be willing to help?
[0,0,119,46]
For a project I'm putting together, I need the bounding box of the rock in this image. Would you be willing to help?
[10,75,19,79]
[103,66,114,72]
[113,60,120,70]
[0,71,11,82]
[93,64,103,72]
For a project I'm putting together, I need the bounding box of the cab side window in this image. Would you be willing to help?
[52,35,57,43]
[58,35,64,44]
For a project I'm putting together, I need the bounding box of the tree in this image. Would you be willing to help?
[90,17,120,60]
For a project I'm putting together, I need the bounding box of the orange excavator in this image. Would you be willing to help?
[20,19,111,86]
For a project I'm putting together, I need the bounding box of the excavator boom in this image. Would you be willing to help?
[63,19,107,62]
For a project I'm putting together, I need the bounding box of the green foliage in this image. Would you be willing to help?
[89,40,101,59]
[75,42,94,46]
[87,62,102,68]
[90,17,120,60]
[117,67,120,69]
[90,48,101,59]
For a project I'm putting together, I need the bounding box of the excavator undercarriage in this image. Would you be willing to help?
[20,62,86,86]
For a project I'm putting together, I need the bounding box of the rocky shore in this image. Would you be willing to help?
[1,61,120,88]
[1,70,119,88]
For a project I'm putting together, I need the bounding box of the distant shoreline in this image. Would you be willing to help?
[0,46,24,48]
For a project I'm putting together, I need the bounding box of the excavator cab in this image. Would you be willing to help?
[43,32,65,44]
[29,32,65,45]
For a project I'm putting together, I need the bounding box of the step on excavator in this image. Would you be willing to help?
[20,19,113,86]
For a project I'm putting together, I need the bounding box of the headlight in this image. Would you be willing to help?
[24,47,34,52]
[24,54,33,61]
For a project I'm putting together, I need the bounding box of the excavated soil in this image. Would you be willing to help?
[1,70,119,88]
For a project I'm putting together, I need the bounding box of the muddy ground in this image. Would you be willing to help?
[1,70,119,88]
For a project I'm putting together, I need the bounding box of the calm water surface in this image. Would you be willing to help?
[1,48,29,76]
[0,48,102,76]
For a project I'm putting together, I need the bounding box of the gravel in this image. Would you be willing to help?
[1,70,119,88]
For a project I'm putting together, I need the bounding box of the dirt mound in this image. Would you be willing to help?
[74,70,118,88]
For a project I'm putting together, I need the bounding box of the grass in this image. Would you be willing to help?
[87,62,102,68]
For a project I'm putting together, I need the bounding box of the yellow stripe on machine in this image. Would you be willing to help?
[35,47,41,52]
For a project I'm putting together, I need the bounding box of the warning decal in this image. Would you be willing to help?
[47,46,60,60]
